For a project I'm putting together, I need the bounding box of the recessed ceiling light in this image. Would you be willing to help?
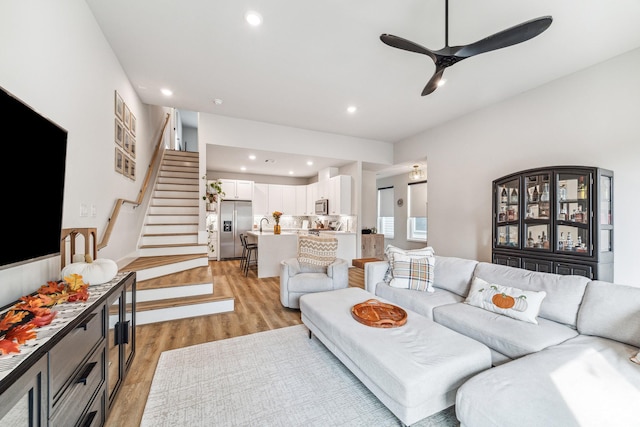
[161,88,173,96]
[307,161,313,166]
[249,154,256,160]
[289,171,294,175]
[347,105,357,114]
[437,79,446,87]
[240,166,246,171]
[213,98,223,105]
[245,11,262,26]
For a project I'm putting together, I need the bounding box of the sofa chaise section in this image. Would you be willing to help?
[456,279,640,427]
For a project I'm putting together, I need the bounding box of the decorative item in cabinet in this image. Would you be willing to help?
[493,166,613,281]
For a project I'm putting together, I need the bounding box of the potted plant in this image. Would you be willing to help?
[202,176,225,209]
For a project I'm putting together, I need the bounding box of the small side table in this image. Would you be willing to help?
[352,257,382,269]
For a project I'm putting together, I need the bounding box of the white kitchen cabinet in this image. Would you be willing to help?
[328,175,352,215]
[282,185,296,216]
[268,184,284,214]
[253,183,269,216]
[219,179,253,200]
[295,185,307,215]
[306,182,318,214]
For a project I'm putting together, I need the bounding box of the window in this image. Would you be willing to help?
[408,181,427,242]
[377,186,394,239]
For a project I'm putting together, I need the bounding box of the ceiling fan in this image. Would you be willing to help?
[380,0,552,96]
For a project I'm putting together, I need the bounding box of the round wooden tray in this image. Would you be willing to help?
[351,299,407,328]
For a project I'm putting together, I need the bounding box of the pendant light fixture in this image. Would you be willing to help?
[409,165,425,181]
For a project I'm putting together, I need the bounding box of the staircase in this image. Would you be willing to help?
[120,150,234,325]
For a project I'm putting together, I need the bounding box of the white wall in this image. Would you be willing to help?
[395,48,640,285]
[0,1,160,305]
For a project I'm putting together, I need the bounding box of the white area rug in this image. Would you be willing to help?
[141,325,459,427]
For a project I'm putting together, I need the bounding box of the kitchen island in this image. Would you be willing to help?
[246,230,357,278]
[246,230,298,278]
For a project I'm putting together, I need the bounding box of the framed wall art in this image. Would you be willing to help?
[123,156,130,177]
[130,112,136,136]
[123,131,131,153]
[115,147,124,174]
[115,91,124,121]
[129,135,136,158]
[115,118,124,146]
[124,104,131,129]
[128,160,136,180]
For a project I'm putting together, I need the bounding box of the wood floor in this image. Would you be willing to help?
[105,260,365,427]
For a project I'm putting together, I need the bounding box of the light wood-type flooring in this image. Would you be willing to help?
[105,260,365,427]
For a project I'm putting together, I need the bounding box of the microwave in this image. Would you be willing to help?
[315,199,329,215]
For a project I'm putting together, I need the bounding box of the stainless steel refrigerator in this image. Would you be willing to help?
[220,200,253,259]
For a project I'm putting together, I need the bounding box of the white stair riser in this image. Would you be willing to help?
[161,166,198,174]
[144,224,199,234]
[141,234,198,246]
[152,197,198,206]
[146,215,198,224]
[162,151,200,162]
[155,183,198,191]
[159,170,198,179]
[134,299,234,325]
[136,282,213,302]
[138,245,207,257]
[163,160,198,168]
[148,206,199,215]
[157,176,198,185]
[154,190,199,198]
[135,257,209,281]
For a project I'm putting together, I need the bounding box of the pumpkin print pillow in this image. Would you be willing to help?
[465,276,547,324]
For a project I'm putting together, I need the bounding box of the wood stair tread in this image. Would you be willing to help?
[136,292,233,312]
[138,243,206,249]
[142,232,198,237]
[137,266,213,290]
[120,254,207,271]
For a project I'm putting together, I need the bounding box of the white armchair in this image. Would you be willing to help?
[280,257,349,309]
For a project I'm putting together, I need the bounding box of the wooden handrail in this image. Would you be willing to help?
[97,113,171,251]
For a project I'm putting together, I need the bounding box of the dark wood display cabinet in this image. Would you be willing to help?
[0,272,136,427]
[493,166,613,281]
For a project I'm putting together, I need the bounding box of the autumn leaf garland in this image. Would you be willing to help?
[0,274,90,355]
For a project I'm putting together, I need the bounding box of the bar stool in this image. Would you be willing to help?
[241,234,258,276]
[239,233,248,271]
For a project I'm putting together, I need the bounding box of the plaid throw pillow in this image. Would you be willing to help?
[383,245,435,283]
[389,252,435,292]
[297,235,338,267]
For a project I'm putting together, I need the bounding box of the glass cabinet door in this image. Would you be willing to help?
[496,178,519,248]
[523,173,551,251]
[556,172,590,255]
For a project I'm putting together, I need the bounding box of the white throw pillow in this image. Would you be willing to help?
[388,252,435,292]
[383,245,435,283]
[465,276,546,324]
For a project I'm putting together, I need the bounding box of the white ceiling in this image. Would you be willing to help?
[87,0,640,178]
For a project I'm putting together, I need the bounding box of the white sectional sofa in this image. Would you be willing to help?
[365,255,640,426]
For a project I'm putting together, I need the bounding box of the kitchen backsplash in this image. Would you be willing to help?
[253,215,357,232]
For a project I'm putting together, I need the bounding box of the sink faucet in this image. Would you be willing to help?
[260,217,269,232]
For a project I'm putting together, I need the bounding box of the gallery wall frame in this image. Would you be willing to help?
[115,147,124,173]
[115,118,124,146]
[115,91,124,121]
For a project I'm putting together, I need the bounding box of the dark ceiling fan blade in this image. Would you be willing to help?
[421,66,446,96]
[380,34,437,62]
[455,16,552,58]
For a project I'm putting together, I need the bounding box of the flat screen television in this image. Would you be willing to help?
[1,85,67,270]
